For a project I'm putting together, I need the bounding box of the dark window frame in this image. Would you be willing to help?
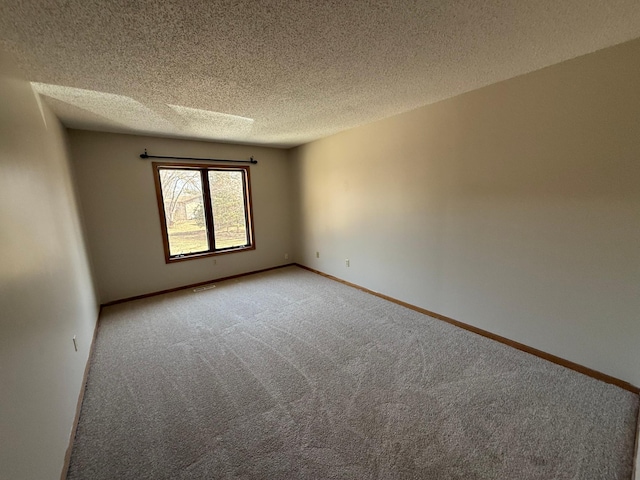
[152,161,255,263]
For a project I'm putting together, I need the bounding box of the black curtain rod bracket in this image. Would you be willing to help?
[140,149,257,164]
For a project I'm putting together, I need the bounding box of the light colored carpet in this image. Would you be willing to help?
[67,266,639,479]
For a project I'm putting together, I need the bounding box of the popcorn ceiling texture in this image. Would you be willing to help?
[2,0,640,147]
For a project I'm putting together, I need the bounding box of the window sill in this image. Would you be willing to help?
[166,245,255,263]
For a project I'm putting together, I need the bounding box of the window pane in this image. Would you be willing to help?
[208,170,248,249]
[159,169,209,256]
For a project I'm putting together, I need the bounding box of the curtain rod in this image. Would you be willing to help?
[140,149,257,164]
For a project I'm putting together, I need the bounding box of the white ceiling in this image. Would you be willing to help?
[2,1,640,148]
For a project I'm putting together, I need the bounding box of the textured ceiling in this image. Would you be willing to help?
[2,1,640,148]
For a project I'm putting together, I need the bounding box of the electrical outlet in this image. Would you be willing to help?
[316,251,320,258]
[284,253,289,260]
[345,259,350,267]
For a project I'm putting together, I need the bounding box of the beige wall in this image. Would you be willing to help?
[292,38,640,386]
[69,131,294,303]
[0,52,98,479]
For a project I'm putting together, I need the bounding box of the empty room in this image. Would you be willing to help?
[1,1,640,479]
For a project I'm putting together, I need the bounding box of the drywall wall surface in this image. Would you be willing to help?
[292,38,640,386]
[69,131,294,303]
[0,51,98,479]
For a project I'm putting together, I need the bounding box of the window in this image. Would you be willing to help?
[152,162,255,262]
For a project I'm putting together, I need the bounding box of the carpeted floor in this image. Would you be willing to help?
[67,266,639,479]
